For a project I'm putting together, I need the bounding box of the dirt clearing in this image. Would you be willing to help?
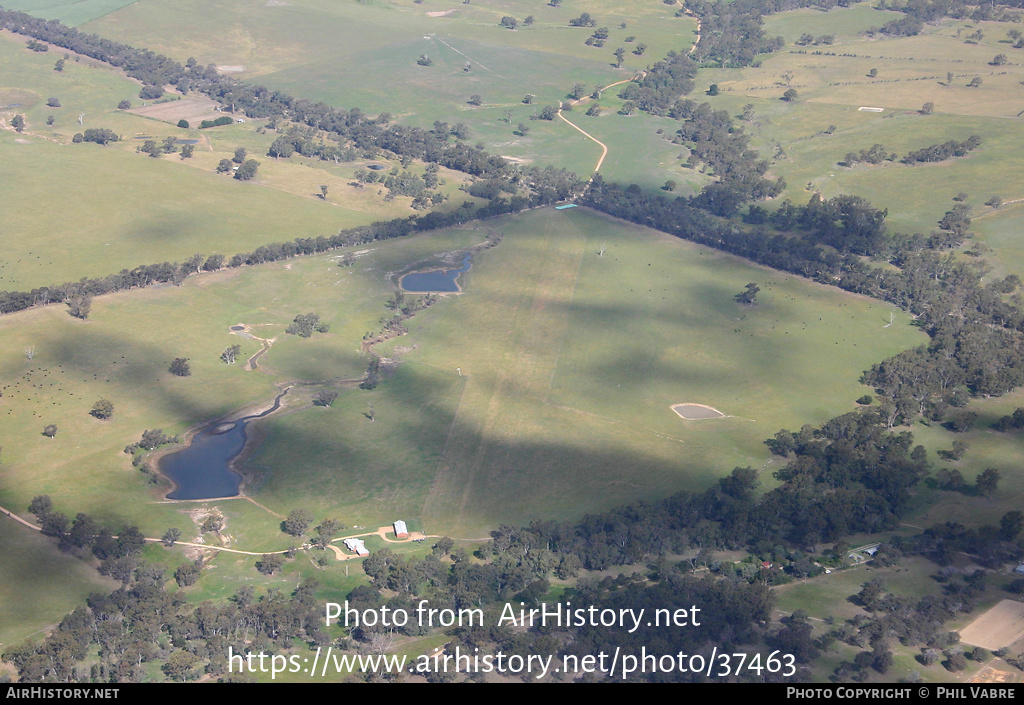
[960,599,1024,650]
[128,96,224,125]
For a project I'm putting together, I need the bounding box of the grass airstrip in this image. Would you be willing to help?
[0,206,924,541]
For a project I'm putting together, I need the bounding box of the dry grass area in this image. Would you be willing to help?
[960,599,1024,650]
[128,96,224,125]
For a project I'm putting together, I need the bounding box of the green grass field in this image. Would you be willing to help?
[74,0,700,190]
[0,519,117,648]
[0,207,924,543]
[6,0,1024,682]
[245,207,926,536]
[692,8,1024,239]
[0,30,463,288]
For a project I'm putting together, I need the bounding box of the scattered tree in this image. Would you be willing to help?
[232,147,247,164]
[920,102,934,115]
[11,115,25,132]
[174,561,202,587]
[43,424,58,438]
[868,68,878,77]
[65,293,91,319]
[234,159,259,180]
[282,509,313,537]
[256,554,284,575]
[162,528,181,547]
[220,345,242,364]
[975,468,1000,497]
[736,282,760,304]
[181,144,194,159]
[468,94,482,106]
[169,358,191,377]
[313,390,339,407]
[968,77,983,88]
[286,313,323,338]
[782,88,798,102]
[177,119,189,128]
[90,399,114,420]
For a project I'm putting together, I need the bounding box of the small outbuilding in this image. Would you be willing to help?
[393,520,409,539]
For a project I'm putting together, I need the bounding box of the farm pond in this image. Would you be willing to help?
[400,253,472,292]
[159,388,290,500]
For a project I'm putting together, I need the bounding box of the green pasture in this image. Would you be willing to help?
[348,207,923,535]
[77,0,699,187]
[901,387,1024,531]
[0,207,924,546]
[0,519,116,647]
[974,204,1024,279]
[2,0,136,26]
[762,2,905,45]
[727,15,1024,118]
[694,24,1024,236]
[0,32,444,288]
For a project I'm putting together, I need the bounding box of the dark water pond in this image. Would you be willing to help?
[160,388,289,500]
[400,253,472,292]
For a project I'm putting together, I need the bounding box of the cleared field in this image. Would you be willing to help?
[2,0,137,25]
[127,95,223,125]
[251,207,925,536]
[960,599,1024,650]
[78,0,699,191]
[691,14,1024,238]
[0,30,462,287]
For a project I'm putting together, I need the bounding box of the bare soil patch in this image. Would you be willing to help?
[0,87,40,109]
[968,663,1019,684]
[960,599,1024,650]
[426,10,454,17]
[671,403,724,420]
[216,65,247,73]
[128,96,224,125]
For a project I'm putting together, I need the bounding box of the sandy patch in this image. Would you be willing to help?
[427,10,454,16]
[500,155,531,163]
[217,65,247,73]
[960,599,1024,650]
[671,403,725,420]
[968,663,1019,683]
